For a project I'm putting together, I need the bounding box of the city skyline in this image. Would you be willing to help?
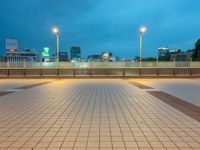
[0,0,200,58]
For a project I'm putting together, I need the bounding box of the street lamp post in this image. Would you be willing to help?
[52,27,60,62]
[140,27,146,64]
[157,49,159,63]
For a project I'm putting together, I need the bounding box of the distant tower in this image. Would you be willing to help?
[70,46,81,61]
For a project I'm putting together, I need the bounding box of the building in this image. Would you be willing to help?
[102,52,112,61]
[52,52,69,62]
[170,50,193,61]
[70,47,81,61]
[0,56,6,62]
[158,47,169,57]
[88,55,102,61]
[7,49,39,62]
[158,47,181,57]
[59,52,68,62]
[158,47,183,61]
[5,38,39,62]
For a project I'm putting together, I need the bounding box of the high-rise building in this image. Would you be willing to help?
[70,47,81,61]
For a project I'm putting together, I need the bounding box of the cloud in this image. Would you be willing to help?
[0,0,200,58]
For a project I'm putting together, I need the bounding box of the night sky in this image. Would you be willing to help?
[0,0,200,58]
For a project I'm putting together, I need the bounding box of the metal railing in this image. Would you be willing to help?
[1,61,200,69]
[1,61,200,77]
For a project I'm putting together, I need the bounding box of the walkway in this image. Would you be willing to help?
[0,79,200,150]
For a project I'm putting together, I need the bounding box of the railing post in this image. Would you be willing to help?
[57,61,59,69]
[89,69,92,77]
[7,69,10,77]
[107,68,110,76]
[24,62,26,77]
[40,62,43,77]
[156,68,159,77]
[24,69,26,77]
[73,69,76,76]
[57,68,60,77]
[173,68,176,77]
[23,62,26,69]
[7,61,10,69]
[7,62,10,77]
[40,61,43,69]
[123,68,125,77]
[190,68,192,76]
[139,68,142,76]
[40,69,43,77]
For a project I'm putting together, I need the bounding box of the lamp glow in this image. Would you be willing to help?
[140,27,146,33]
[52,27,59,34]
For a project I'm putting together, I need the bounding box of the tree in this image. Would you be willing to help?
[159,55,170,61]
[142,57,157,62]
[192,39,200,60]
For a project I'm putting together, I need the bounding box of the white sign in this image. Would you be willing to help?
[5,39,19,50]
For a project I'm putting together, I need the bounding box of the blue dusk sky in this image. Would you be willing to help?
[0,0,200,58]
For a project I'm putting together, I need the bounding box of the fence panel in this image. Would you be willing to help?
[59,69,75,76]
[124,69,140,76]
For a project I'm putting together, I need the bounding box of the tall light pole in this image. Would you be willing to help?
[52,27,60,62]
[140,26,146,64]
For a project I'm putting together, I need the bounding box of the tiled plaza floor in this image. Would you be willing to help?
[129,79,200,106]
[0,79,200,150]
[0,79,53,91]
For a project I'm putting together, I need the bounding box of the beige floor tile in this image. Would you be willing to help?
[0,79,200,150]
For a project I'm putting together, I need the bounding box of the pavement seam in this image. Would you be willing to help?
[127,81,154,89]
[15,82,51,90]
[0,82,52,98]
[127,80,200,122]
[147,91,200,122]
[0,91,14,97]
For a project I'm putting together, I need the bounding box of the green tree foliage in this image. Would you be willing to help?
[158,55,170,61]
[193,39,200,60]
[142,57,157,62]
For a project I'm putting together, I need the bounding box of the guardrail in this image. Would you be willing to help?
[1,61,200,69]
[0,62,200,77]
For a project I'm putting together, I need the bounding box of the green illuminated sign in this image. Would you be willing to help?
[43,47,50,57]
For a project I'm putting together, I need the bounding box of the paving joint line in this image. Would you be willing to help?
[15,82,52,90]
[127,80,200,122]
[127,81,154,89]
[147,91,200,122]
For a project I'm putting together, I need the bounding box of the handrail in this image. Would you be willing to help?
[0,61,200,69]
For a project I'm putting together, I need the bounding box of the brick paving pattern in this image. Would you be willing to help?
[0,79,200,150]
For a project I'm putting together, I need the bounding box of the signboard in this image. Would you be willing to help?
[5,39,19,50]
[102,52,112,59]
[42,47,50,57]
[7,49,17,52]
